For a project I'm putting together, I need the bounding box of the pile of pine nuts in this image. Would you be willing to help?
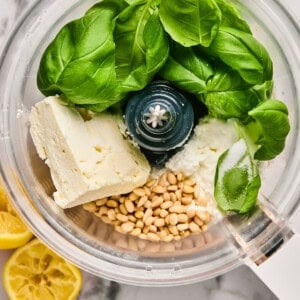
[83,171,212,242]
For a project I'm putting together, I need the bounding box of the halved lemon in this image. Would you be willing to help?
[3,238,83,300]
[0,185,33,249]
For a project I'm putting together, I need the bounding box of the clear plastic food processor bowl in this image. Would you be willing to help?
[0,0,299,286]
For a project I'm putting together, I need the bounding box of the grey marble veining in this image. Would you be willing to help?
[0,1,279,299]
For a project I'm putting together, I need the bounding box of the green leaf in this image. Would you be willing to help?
[159,43,214,95]
[252,80,274,101]
[215,138,261,213]
[206,27,273,84]
[205,66,261,119]
[37,0,128,110]
[247,100,290,160]
[114,0,169,93]
[215,0,251,33]
[159,0,222,47]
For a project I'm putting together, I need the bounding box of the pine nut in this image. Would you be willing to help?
[121,222,134,233]
[139,234,147,241]
[101,216,111,224]
[133,188,146,197]
[144,200,152,208]
[184,179,196,186]
[143,226,150,234]
[116,214,128,222]
[83,202,97,212]
[135,211,144,219]
[107,209,116,221]
[178,214,188,223]
[149,225,157,233]
[129,192,139,201]
[160,201,173,210]
[146,179,156,187]
[169,205,186,214]
[153,208,161,216]
[107,200,118,208]
[154,218,165,227]
[189,222,200,233]
[169,213,178,225]
[160,209,168,218]
[99,206,108,215]
[119,204,128,215]
[128,215,137,223]
[143,208,153,222]
[145,216,155,226]
[152,185,166,194]
[177,172,183,181]
[147,232,160,242]
[152,196,164,208]
[95,198,107,206]
[177,223,188,231]
[136,220,144,228]
[167,173,177,185]
[144,187,151,196]
[119,196,126,204]
[181,197,192,205]
[168,225,178,235]
[170,192,177,202]
[163,192,171,201]
[131,228,141,236]
[194,216,204,227]
[167,185,177,192]
[137,196,148,207]
[183,185,194,194]
[125,200,135,213]
[196,211,207,221]
[187,208,196,218]
[175,190,182,201]
[163,234,174,242]
[158,173,169,187]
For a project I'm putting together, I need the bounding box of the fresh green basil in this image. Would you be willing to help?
[247,100,290,160]
[215,0,251,33]
[159,43,214,95]
[206,27,273,85]
[205,66,261,119]
[37,0,128,109]
[252,80,274,101]
[159,0,221,47]
[114,0,169,93]
[215,138,261,213]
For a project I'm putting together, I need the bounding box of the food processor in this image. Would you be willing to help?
[0,0,299,298]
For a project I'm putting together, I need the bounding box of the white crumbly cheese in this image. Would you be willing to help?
[166,118,238,217]
[30,96,150,209]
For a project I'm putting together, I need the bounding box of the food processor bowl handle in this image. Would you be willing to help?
[224,198,300,299]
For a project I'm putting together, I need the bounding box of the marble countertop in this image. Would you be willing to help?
[0,0,298,299]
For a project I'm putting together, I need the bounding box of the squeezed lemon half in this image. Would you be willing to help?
[3,238,82,300]
[0,185,33,249]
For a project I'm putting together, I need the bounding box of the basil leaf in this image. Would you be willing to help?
[215,138,261,213]
[37,0,127,109]
[247,100,290,160]
[252,80,274,101]
[159,0,221,47]
[114,0,169,93]
[206,27,273,85]
[159,43,214,95]
[215,0,251,33]
[205,66,260,119]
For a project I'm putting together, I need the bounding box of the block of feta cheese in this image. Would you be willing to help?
[30,96,151,209]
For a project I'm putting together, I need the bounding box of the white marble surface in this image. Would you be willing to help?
[0,0,298,299]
